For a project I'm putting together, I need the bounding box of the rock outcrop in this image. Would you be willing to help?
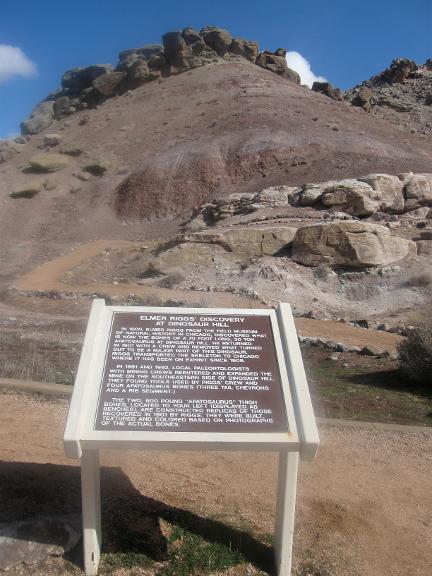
[21,26,301,133]
[292,221,416,268]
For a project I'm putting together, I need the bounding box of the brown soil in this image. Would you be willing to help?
[0,390,430,576]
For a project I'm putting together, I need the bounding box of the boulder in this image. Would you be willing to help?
[126,59,151,87]
[382,58,418,84]
[298,183,328,206]
[253,185,294,206]
[351,87,373,112]
[28,153,69,173]
[9,180,44,198]
[83,159,110,175]
[256,51,300,83]
[53,96,80,118]
[147,53,170,78]
[185,226,297,259]
[312,82,342,100]
[321,179,381,216]
[43,134,62,147]
[118,45,163,64]
[182,28,206,54]
[229,38,259,62]
[292,221,416,268]
[92,71,127,97]
[21,101,55,135]
[162,31,191,68]
[61,65,113,92]
[416,240,432,256]
[402,173,432,211]
[200,26,232,56]
[357,173,405,214]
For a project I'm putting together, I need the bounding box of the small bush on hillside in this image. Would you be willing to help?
[398,321,432,385]
[157,269,185,288]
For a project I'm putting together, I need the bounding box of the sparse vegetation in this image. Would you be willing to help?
[398,321,432,385]
[403,272,432,287]
[157,269,185,288]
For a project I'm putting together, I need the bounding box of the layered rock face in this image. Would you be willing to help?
[21,26,299,134]
[292,221,416,268]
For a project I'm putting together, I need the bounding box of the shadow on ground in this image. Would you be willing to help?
[0,461,275,573]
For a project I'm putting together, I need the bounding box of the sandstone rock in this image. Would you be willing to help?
[182,28,206,54]
[358,173,405,213]
[21,101,55,135]
[402,173,432,210]
[292,221,416,268]
[147,53,170,77]
[229,38,259,62]
[256,51,300,83]
[416,240,432,256]
[382,58,418,84]
[299,183,325,206]
[351,87,373,112]
[43,134,62,147]
[200,26,232,56]
[253,185,294,206]
[118,45,163,65]
[83,159,110,175]
[126,59,151,87]
[61,65,113,92]
[400,206,431,219]
[53,96,80,118]
[93,71,127,97]
[312,82,342,100]
[153,241,229,270]
[185,226,297,259]
[163,31,191,69]
[321,179,381,216]
[28,153,69,173]
[9,180,44,198]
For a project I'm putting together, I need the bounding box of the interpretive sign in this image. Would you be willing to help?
[64,301,319,576]
[95,312,288,433]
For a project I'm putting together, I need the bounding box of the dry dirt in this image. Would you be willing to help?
[0,390,430,576]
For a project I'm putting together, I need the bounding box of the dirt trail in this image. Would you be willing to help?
[0,391,430,576]
[13,240,404,352]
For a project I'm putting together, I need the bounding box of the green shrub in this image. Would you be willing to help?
[398,322,432,384]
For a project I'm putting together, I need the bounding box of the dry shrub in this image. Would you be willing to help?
[398,321,432,385]
[157,269,185,288]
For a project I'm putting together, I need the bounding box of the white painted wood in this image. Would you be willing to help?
[81,450,101,576]
[274,451,299,575]
[276,303,319,461]
[64,299,107,458]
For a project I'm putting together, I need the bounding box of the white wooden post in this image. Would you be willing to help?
[274,450,299,576]
[81,449,102,576]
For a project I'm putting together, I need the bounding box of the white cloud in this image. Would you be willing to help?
[0,44,37,83]
[285,51,327,88]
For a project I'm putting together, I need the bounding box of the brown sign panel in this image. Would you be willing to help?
[94,312,288,433]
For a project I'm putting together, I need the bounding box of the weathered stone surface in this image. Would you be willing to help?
[358,173,405,213]
[163,31,191,68]
[83,159,110,175]
[182,28,206,54]
[292,221,416,268]
[93,71,127,97]
[230,38,259,62]
[21,101,54,135]
[298,183,327,206]
[10,180,44,198]
[402,173,432,210]
[126,59,151,87]
[253,185,294,206]
[0,516,80,571]
[200,26,232,56]
[185,226,297,259]
[256,51,300,83]
[61,65,113,92]
[312,82,342,100]
[416,240,432,255]
[382,58,418,84]
[321,179,380,216]
[351,87,373,112]
[28,153,69,173]
[118,45,163,64]
[43,134,62,147]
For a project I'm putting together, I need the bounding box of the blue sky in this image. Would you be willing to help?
[0,0,431,138]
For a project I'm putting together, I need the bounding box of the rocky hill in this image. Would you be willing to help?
[345,57,432,137]
[0,26,431,308]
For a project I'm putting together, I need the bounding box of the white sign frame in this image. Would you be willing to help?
[64,299,319,576]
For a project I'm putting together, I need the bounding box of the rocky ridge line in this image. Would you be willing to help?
[21,26,300,135]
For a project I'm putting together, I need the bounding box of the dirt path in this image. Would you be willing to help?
[0,391,430,576]
[12,240,404,352]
